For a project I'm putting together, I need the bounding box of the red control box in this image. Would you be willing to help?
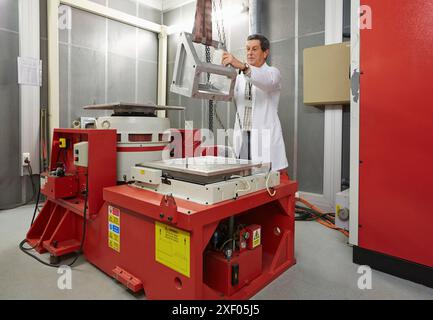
[41,173,79,199]
[204,246,262,297]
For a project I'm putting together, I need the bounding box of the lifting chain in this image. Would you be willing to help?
[205,45,215,132]
[208,0,228,131]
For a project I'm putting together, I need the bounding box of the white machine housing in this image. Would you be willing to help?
[95,116,171,182]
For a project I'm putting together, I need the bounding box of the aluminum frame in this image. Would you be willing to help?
[170,32,237,102]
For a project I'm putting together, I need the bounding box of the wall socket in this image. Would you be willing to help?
[22,153,30,166]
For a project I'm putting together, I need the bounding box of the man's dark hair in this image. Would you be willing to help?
[247,34,270,52]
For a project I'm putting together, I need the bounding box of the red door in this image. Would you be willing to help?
[359,0,433,267]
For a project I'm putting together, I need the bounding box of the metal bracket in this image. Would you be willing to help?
[159,194,178,225]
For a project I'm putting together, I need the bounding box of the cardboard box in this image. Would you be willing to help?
[303,42,351,105]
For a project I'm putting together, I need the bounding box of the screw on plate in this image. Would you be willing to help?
[168,216,173,222]
[160,213,165,219]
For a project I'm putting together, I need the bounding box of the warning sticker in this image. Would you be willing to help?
[155,222,190,278]
[108,206,120,252]
[108,214,120,225]
[108,239,120,252]
[252,229,261,248]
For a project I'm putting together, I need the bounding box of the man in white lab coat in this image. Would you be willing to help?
[222,34,289,177]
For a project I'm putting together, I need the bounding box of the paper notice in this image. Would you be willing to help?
[17,57,42,87]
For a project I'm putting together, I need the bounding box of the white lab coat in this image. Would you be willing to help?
[233,63,288,171]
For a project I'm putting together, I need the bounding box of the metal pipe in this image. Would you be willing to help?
[249,0,261,35]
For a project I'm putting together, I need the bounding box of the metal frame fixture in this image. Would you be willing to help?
[171,32,237,102]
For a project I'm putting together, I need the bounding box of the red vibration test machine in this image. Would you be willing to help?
[25,128,297,299]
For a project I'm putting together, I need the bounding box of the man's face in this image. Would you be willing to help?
[246,39,269,67]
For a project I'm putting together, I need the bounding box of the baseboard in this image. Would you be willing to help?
[353,246,433,289]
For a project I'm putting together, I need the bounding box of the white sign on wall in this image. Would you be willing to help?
[17,57,42,87]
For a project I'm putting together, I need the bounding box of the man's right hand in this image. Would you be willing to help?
[222,52,245,70]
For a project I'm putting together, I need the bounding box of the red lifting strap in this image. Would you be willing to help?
[192,0,213,46]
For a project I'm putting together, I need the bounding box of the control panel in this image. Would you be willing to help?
[74,142,89,167]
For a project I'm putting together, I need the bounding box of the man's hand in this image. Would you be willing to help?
[222,52,245,70]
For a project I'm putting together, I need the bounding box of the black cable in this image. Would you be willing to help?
[295,212,310,221]
[17,163,43,251]
[299,211,334,223]
[62,149,68,171]
[295,200,349,236]
[30,178,41,227]
[19,172,89,268]
[22,187,41,252]
[295,203,335,223]
[20,239,39,251]
[27,163,36,199]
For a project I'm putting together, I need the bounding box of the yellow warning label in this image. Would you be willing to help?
[140,169,145,175]
[108,215,120,225]
[109,231,120,242]
[108,239,120,252]
[108,206,120,252]
[155,222,190,278]
[252,229,261,248]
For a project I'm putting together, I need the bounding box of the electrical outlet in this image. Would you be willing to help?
[22,153,30,166]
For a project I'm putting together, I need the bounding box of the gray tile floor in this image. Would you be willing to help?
[1,205,433,300]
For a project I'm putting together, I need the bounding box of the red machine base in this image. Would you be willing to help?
[26,179,297,299]
[83,179,297,300]
[26,201,84,256]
